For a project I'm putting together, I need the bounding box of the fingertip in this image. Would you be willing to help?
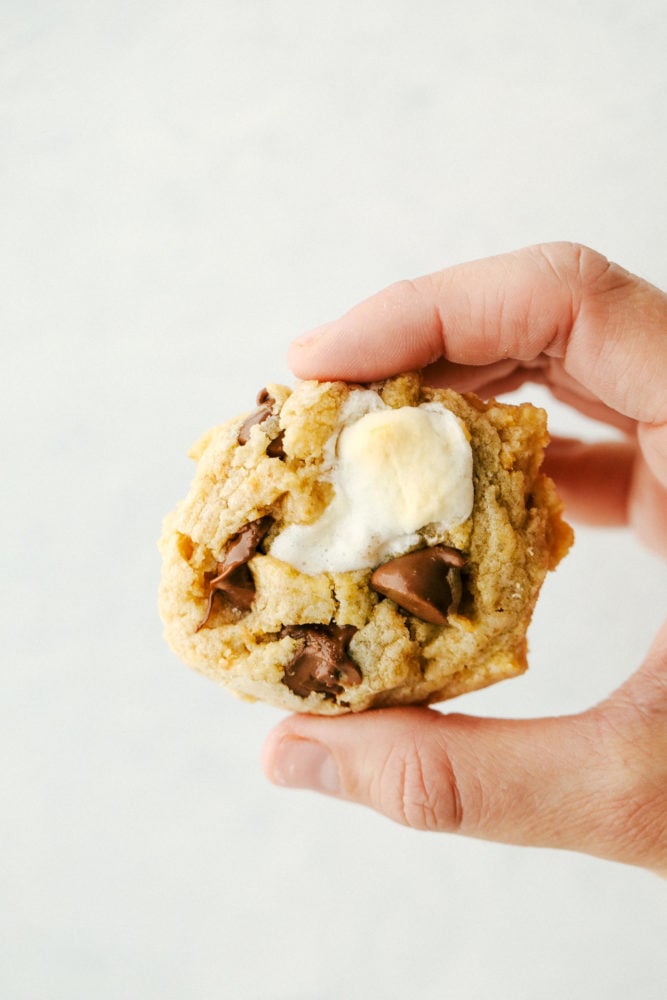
[287,323,340,379]
[260,727,281,783]
[261,716,300,782]
[291,321,334,349]
[261,726,341,794]
[286,278,447,381]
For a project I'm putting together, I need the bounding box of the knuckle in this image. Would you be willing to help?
[385,276,425,304]
[376,734,464,833]
[597,787,667,872]
[586,707,667,870]
[532,241,631,352]
[557,241,633,299]
[535,240,609,283]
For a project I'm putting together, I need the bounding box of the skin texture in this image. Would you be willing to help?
[261,242,667,875]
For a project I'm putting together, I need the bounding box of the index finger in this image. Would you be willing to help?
[289,242,667,430]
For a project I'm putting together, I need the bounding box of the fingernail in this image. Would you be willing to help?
[271,738,340,795]
[292,322,333,349]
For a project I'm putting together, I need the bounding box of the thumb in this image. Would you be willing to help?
[263,708,600,846]
[262,682,667,871]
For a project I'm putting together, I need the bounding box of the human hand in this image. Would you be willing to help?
[262,243,667,874]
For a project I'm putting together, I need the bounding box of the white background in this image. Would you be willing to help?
[2,2,666,998]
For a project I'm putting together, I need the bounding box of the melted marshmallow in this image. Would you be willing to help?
[270,394,473,574]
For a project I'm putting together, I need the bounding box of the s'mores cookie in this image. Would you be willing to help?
[159,373,572,714]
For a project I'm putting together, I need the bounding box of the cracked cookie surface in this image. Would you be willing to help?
[158,373,573,714]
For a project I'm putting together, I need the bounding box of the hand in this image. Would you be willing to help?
[262,242,667,875]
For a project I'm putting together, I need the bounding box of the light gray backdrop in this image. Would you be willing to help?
[2,2,666,998]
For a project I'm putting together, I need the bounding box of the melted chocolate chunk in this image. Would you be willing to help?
[195,517,272,631]
[281,624,361,700]
[370,546,466,625]
[237,389,286,458]
[237,399,273,445]
[266,429,286,459]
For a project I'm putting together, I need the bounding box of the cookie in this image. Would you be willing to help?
[158,373,573,714]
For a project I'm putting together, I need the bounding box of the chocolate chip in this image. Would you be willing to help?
[281,624,361,700]
[237,391,275,446]
[370,546,466,625]
[237,389,286,459]
[266,429,286,459]
[195,517,272,631]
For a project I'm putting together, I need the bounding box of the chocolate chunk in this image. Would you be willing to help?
[195,517,272,631]
[281,624,361,700]
[237,390,274,446]
[370,546,466,625]
[237,389,286,459]
[266,429,286,459]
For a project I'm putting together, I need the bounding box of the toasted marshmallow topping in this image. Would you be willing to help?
[270,394,473,574]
